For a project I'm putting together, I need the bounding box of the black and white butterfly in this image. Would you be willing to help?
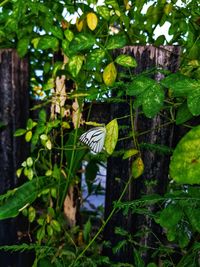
[79,127,106,154]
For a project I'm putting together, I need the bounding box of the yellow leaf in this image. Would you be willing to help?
[124,0,131,10]
[87,12,98,31]
[115,10,121,17]
[62,122,70,129]
[25,131,32,142]
[76,18,84,32]
[105,119,118,155]
[103,62,117,86]
[164,3,173,15]
[132,157,144,179]
[46,140,52,150]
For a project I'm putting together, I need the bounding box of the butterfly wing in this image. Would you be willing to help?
[79,127,106,154]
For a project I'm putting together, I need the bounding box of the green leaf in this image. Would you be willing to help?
[129,76,164,118]
[27,118,35,130]
[105,119,118,155]
[37,36,59,51]
[154,35,165,46]
[0,176,54,220]
[161,73,199,97]
[43,78,54,91]
[142,83,164,118]
[37,227,45,242]
[146,5,163,25]
[96,6,110,20]
[127,76,156,96]
[69,33,96,54]
[47,225,53,236]
[85,49,105,70]
[62,39,69,55]
[51,219,61,232]
[112,240,127,254]
[178,227,190,248]
[28,206,36,222]
[39,109,47,123]
[187,88,200,116]
[176,102,193,125]
[133,248,145,267]
[106,34,127,50]
[156,204,182,229]
[26,157,33,167]
[68,55,84,77]
[44,62,51,74]
[185,208,200,232]
[24,167,33,180]
[64,29,74,41]
[47,119,60,130]
[14,128,27,136]
[170,125,200,184]
[83,219,92,243]
[50,25,63,40]
[115,54,137,68]
[16,168,23,178]
[123,149,139,159]
[17,37,30,57]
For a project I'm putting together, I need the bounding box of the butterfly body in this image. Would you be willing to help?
[79,127,106,154]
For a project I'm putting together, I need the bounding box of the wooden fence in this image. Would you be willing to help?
[0,46,181,266]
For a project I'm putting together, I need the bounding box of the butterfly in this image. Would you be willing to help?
[79,127,106,154]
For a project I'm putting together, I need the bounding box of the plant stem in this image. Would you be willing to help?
[57,107,64,209]
[0,0,10,7]
[129,98,139,150]
[60,104,81,207]
[72,175,133,266]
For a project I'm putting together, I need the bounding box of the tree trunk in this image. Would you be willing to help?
[0,49,31,267]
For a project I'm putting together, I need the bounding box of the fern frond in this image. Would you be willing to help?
[139,142,173,155]
[0,243,55,253]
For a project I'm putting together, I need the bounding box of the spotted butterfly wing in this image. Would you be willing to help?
[79,127,106,154]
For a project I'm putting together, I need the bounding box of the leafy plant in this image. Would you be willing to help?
[0,0,200,266]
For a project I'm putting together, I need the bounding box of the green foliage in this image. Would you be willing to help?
[1,0,200,266]
[116,188,200,265]
[170,125,200,184]
[0,176,54,220]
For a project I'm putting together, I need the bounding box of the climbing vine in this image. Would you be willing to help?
[0,0,200,266]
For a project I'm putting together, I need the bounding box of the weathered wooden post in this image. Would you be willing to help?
[0,49,30,266]
[103,46,181,263]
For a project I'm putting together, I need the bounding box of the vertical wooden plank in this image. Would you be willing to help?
[103,102,133,262]
[0,49,30,266]
[103,46,181,263]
